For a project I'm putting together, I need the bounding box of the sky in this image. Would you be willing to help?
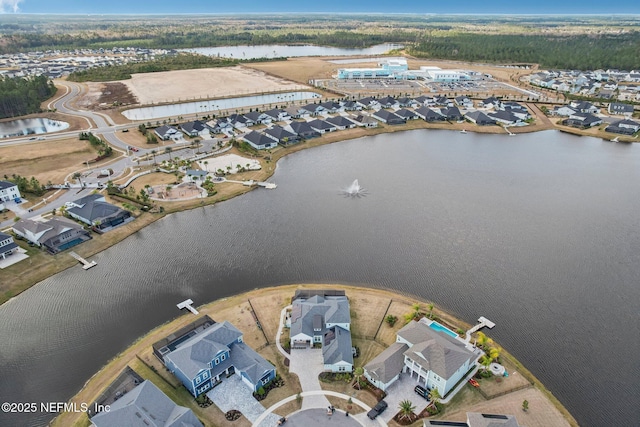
[1,0,640,15]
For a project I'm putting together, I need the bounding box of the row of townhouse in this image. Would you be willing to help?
[529,68,640,101]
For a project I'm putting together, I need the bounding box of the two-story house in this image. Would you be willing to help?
[12,217,91,253]
[0,231,19,260]
[0,180,21,202]
[288,292,353,373]
[160,320,275,397]
[364,318,481,397]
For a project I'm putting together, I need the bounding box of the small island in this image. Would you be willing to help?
[53,284,578,427]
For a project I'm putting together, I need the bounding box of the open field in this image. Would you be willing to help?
[50,284,576,427]
[0,137,95,183]
[118,67,310,105]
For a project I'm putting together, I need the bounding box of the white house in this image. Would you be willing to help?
[364,318,481,397]
[288,292,353,373]
[0,232,19,260]
[0,181,21,202]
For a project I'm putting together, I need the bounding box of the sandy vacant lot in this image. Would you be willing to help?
[198,153,260,175]
[121,66,310,105]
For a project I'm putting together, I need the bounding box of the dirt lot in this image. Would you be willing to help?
[0,137,96,183]
[75,82,137,110]
[117,67,310,105]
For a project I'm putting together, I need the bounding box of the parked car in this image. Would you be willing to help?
[367,400,388,419]
[414,385,430,400]
[128,146,139,152]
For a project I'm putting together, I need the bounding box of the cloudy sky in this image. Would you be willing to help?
[1,0,639,14]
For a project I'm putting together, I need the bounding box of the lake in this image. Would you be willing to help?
[182,43,404,59]
[0,118,69,138]
[122,91,321,121]
[0,129,638,427]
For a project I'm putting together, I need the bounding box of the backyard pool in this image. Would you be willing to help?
[428,321,458,338]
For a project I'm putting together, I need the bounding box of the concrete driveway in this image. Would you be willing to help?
[207,375,280,426]
[378,373,430,423]
[288,348,331,410]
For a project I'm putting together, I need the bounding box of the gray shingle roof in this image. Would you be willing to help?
[398,320,474,380]
[322,326,353,366]
[264,125,296,141]
[13,217,84,245]
[67,200,125,223]
[0,180,17,190]
[364,342,408,384]
[290,296,350,340]
[243,131,275,147]
[91,380,203,427]
[308,119,334,131]
[325,116,356,127]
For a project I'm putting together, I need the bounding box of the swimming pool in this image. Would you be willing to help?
[428,321,458,338]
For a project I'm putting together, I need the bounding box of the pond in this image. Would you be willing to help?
[182,43,403,59]
[122,91,321,121]
[0,118,69,138]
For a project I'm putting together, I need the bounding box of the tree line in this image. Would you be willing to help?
[408,32,640,70]
[67,53,238,82]
[0,75,56,119]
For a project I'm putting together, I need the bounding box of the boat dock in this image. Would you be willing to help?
[465,316,496,344]
[228,179,277,189]
[177,299,199,315]
[69,251,97,270]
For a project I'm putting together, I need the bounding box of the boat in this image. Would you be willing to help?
[611,137,619,142]
[469,378,480,388]
[460,129,467,134]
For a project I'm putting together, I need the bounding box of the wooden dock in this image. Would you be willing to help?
[177,299,199,315]
[69,251,97,270]
[465,316,496,345]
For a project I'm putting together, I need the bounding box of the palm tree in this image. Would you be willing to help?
[398,400,416,421]
[150,149,157,165]
[488,347,500,362]
[427,303,434,319]
[480,355,492,372]
[476,332,489,349]
[352,367,364,390]
[165,147,172,161]
[428,388,441,405]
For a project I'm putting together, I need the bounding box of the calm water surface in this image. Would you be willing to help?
[182,43,403,59]
[0,130,639,427]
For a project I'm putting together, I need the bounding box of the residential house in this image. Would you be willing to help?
[372,109,406,125]
[288,293,353,372]
[244,111,272,125]
[227,114,254,129]
[394,109,419,120]
[563,112,603,128]
[363,342,409,391]
[288,121,321,139]
[488,110,521,126]
[479,97,502,109]
[377,96,399,109]
[263,125,299,145]
[396,318,479,396]
[569,101,599,114]
[180,120,208,137]
[66,194,133,232]
[325,115,357,130]
[424,412,523,427]
[465,111,496,126]
[455,95,474,108]
[434,96,453,107]
[319,101,342,113]
[205,118,231,134]
[441,106,463,121]
[0,180,21,202]
[415,106,445,122]
[284,106,308,119]
[242,131,278,150]
[414,95,436,106]
[349,114,379,128]
[90,380,204,427]
[154,125,182,141]
[551,106,577,117]
[300,103,325,116]
[0,232,19,260]
[12,217,91,253]
[341,100,361,111]
[605,119,640,135]
[307,118,337,134]
[608,102,634,116]
[161,320,276,397]
[500,102,531,120]
[264,108,290,122]
[356,97,380,110]
[396,97,417,108]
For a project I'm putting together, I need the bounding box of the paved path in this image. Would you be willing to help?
[207,375,281,426]
[252,390,385,427]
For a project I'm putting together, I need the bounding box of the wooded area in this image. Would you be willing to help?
[0,75,56,119]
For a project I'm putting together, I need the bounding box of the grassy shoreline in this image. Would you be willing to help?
[50,284,579,427]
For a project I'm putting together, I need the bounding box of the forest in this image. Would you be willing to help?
[408,32,640,70]
[67,54,238,82]
[0,75,56,119]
